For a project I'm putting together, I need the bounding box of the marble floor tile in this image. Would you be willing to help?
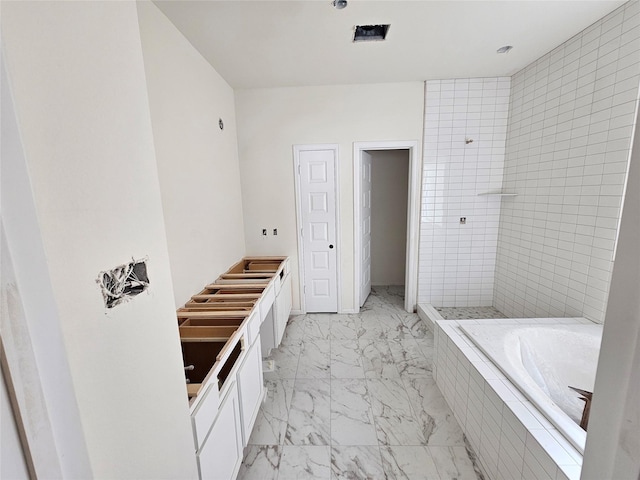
[329,314,361,340]
[354,314,385,340]
[331,340,365,378]
[366,377,426,446]
[330,379,377,445]
[241,286,482,480]
[263,343,301,380]
[296,340,331,378]
[359,337,401,378]
[279,315,306,346]
[388,338,433,377]
[304,314,332,340]
[380,446,441,479]
[429,446,480,480]
[402,314,430,339]
[330,445,385,480]
[373,285,406,306]
[414,341,434,364]
[361,295,403,317]
[379,313,413,340]
[248,379,295,445]
[402,376,465,447]
[278,446,331,479]
[237,445,281,480]
[285,379,331,445]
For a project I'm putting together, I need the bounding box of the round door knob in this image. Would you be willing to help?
[329,244,334,249]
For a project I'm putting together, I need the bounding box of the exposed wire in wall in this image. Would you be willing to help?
[97,257,150,309]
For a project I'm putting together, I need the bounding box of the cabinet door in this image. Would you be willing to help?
[191,382,220,450]
[274,273,292,347]
[237,339,264,445]
[260,306,276,356]
[197,382,243,480]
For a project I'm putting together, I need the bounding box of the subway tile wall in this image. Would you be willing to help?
[494,1,640,322]
[418,78,511,307]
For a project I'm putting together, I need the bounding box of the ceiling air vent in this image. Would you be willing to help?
[353,24,390,42]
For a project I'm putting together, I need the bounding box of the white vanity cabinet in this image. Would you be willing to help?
[196,380,243,480]
[181,256,290,480]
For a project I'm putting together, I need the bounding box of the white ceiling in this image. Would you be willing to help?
[154,0,626,89]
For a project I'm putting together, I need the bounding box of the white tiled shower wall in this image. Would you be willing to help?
[494,1,640,323]
[418,78,511,307]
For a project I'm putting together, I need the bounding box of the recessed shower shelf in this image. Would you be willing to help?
[477,192,518,197]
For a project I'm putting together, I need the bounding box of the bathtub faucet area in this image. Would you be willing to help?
[568,386,593,431]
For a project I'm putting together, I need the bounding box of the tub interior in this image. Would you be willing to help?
[515,327,600,424]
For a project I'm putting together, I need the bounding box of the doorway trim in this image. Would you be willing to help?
[353,141,421,313]
[293,144,342,314]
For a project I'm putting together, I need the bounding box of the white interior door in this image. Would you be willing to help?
[360,151,372,307]
[297,147,338,312]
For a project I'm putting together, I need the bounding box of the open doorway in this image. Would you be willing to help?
[370,149,409,290]
[354,141,421,313]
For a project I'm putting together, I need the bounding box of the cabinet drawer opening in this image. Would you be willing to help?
[210,288,265,295]
[216,274,273,283]
[247,262,280,272]
[182,340,227,386]
[226,258,281,274]
[216,341,242,390]
[179,326,238,340]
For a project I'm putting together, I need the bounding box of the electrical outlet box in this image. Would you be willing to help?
[460,217,467,225]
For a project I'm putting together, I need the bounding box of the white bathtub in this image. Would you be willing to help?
[460,323,603,453]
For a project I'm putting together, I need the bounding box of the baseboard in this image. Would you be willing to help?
[290,309,304,315]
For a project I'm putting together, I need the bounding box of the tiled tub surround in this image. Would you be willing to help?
[435,318,595,480]
[418,77,511,308]
[494,0,640,322]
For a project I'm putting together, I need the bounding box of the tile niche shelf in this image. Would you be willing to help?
[477,191,518,197]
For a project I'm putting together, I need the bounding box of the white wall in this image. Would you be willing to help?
[2,45,90,479]
[494,1,640,322]
[582,95,640,480]
[1,2,197,478]
[235,83,424,312]
[418,78,511,307]
[370,150,409,286]
[137,2,246,307]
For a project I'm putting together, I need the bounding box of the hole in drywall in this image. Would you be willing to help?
[354,24,390,42]
[97,258,149,309]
